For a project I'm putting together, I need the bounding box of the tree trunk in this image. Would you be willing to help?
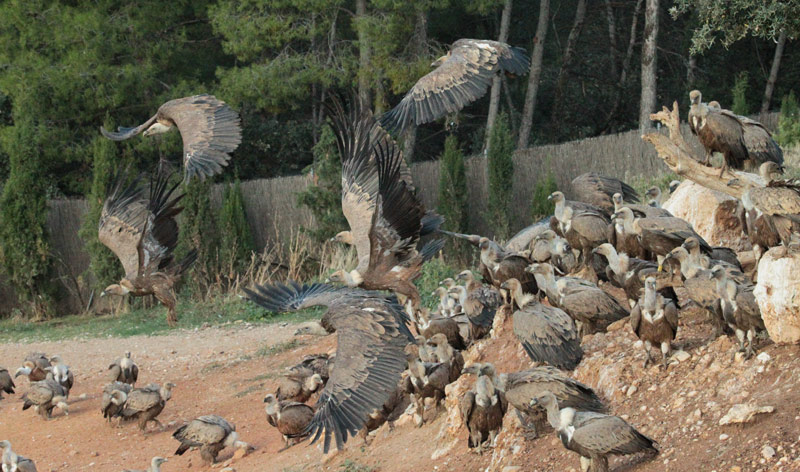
[550,0,587,127]
[356,0,371,106]
[517,0,550,150]
[402,7,429,164]
[687,54,697,88]
[604,0,618,79]
[601,0,643,132]
[639,0,659,132]
[484,0,513,153]
[761,31,787,113]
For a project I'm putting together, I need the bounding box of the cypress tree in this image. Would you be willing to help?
[731,71,750,116]
[437,135,469,261]
[485,112,514,239]
[177,179,218,298]
[218,179,255,271]
[777,91,800,148]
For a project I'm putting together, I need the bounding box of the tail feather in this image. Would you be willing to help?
[175,249,198,276]
[420,239,444,262]
[420,211,444,237]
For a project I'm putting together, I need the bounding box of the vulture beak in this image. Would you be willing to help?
[324,278,331,283]
[546,194,554,201]
[778,165,786,174]
[100,290,107,297]
[528,397,540,407]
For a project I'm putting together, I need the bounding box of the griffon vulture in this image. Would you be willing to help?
[21,377,69,419]
[98,170,197,326]
[108,351,139,385]
[263,394,315,451]
[571,173,639,215]
[276,368,324,403]
[114,382,175,431]
[380,39,530,133]
[0,367,15,400]
[173,415,250,464]
[460,363,508,453]
[454,269,504,340]
[711,265,766,359]
[592,244,677,308]
[741,162,800,256]
[630,277,679,369]
[14,353,50,382]
[101,95,241,181]
[102,381,133,422]
[244,281,413,452]
[0,441,37,472]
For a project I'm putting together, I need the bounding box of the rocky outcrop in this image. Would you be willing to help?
[663,181,750,251]
[754,248,800,343]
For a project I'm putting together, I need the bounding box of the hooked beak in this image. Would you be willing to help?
[546,194,554,201]
[529,397,540,407]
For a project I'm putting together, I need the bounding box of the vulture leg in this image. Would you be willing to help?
[642,341,653,369]
[414,397,425,427]
[590,455,609,472]
[155,286,178,327]
[516,410,539,440]
[661,342,671,369]
[745,328,757,359]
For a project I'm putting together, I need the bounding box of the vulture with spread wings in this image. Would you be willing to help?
[380,39,530,133]
[244,282,414,452]
[99,170,197,326]
[327,98,443,312]
[101,95,241,181]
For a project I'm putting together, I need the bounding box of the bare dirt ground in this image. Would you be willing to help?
[2,302,800,472]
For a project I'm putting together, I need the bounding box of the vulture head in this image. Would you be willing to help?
[709,264,727,281]
[553,240,572,256]
[759,161,785,182]
[499,278,519,292]
[432,286,447,298]
[49,355,64,366]
[447,285,467,300]
[535,230,557,242]
[304,374,324,393]
[223,430,252,452]
[529,391,558,410]
[525,262,553,277]
[101,283,131,297]
[644,187,661,200]
[644,276,657,293]
[142,121,173,137]
[660,247,688,272]
[547,191,564,203]
[294,321,329,337]
[160,382,176,401]
[689,90,702,106]
[455,270,474,283]
[110,390,128,406]
[612,192,625,207]
[431,51,451,68]
[669,180,681,194]
[478,237,491,250]
[14,362,34,378]
[263,394,279,415]
[682,237,700,252]
[150,457,168,469]
[440,277,456,288]
[708,100,721,110]
[611,207,635,225]
[331,231,354,245]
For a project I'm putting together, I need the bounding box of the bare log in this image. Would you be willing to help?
[642,101,764,200]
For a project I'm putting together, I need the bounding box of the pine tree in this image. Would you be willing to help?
[437,135,469,261]
[218,179,255,271]
[485,112,515,239]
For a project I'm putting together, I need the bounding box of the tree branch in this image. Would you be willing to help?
[642,101,763,199]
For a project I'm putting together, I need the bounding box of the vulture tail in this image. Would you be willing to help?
[420,239,445,262]
[420,211,444,237]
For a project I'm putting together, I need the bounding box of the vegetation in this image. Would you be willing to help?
[486,112,515,239]
[777,91,800,148]
[731,72,751,116]
[437,135,469,262]
[218,179,256,272]
[530,170,557,220]
[178,179,219,298]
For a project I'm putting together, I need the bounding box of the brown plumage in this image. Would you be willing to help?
[358,376,410,445]
[592,244,677,308]
[14,353,50,382]
[426,333,465,384]
[682,237,742,271]
[571,173,639,215]
[711,265,766,359]
[612,207,712,259]
[532,393,658,472]
[108,351,139,385]
[418,311,467,350]
[101,95,241,181]
[101,381,133,421]
[0,366,15,399]
[527,263,629,336]
[460,364,508,452]
[276,367,324,403]
[742,162,800,251]
[0,441,38,472]
[21,378,69,420]
[380,39,529,133]
[505,217,553,253]
[290,354,332,383]
[549,191,607,237]
[245,282,413,452]
[99,170,197,326]
[501,279,582,370]
[611,193,672,218]
[455,270,505,340]
[630,277,680,369]
[48,355,73,398]
[328,98,443,312]
[406,356,451,427]
[559,206,609,266]
[123,456,168,472]
[115,382,175,431]
[173,415,249,464]
[264,394,315,450]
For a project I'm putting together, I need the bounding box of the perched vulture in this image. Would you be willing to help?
[688,90,783,173]
[612,207,711,261]
[711,265,766,359]
[455,270,504,340]
[558,206,609,266]
[101,381,133,421]
[417,310,466,350]
[406,356,450,426]
[123,456,168,472]
[630,277,679,369]
[244,281,413,452]
[0,367,15,400]
[505,217,553,253]
[358,376,410,445]
[432,286,457,317]
[531,393,658,472]
[22,377,69,419]
[101,95,241,181]
[263,394,315,450]
[741,162,800,254]
[438,231,503,283]
[173,415,250,464]
[501,279,582,370]
[426,333,465,384]
[682,237,742,271]
[493,365,605,439]
[276,368,324,403]
[592,244,677,308]
[460,364,508,452]
[98,169,197,326]
[291,354,332,383]
[527,263,629,336]
[611,193,672,218]
[380,39,530,133]
[327,98,443,312]
[108,351,139,385]
[0,441,37,472]
[48,356,73,398]
[115,382,175,431]
[549,191,606,237]
[644,187,663,208]
[14,353,50,382]
[571,173,639,215]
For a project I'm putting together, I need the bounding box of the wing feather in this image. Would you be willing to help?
[513,304,582,370]
[98,170,148,278]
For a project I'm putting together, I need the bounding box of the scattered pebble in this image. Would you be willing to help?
[673,350,691,362]
[720,434,729,441]
[756,352,771,363]
[761,445,775,459]
[626,385,638,397]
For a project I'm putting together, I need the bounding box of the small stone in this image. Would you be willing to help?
[502,467,522,472]
[78,393,87,400]
[220,468,236,472]
[69,450,79,456]
[762,445,775,459]
[719,404,775,425]
[734,352,746,363]
[730,467,742,472]
[673,350,691,362]
[91,451,99,457]
[626,385,638,397]
[720,434,729,441]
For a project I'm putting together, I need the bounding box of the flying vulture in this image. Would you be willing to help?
[0,367,14,400]
[531,393,658,472]
[0,441,37,472]
[380,39,530,133]
[741,162,800,257]
[21,377,69,419]
[571,173,639,215]
[98,169,197,326]
[173,415,250,464]
[123,457,168,472]
[14,353,50,382]
[114,382,175,431]
[326,98,443,313]
[460,363,508,453]
[711,265,766,359]
[245,281,414,452]
[101,95,241,181]
[630,277,679,369]
[108,351,139,385]
[688,90,783,174]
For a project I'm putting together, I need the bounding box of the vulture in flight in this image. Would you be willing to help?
[101,95,241,181]
[244,281,414,452]
[98,170,197,326]
[380,39,530,133]
[571,173,639,215]
[327,98,443,312]
[688,90,783,174]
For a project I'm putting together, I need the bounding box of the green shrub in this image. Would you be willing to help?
[218,179,255,271]
[777,91,800,148]
[531,169,557,220]
[732,71,750,116]
[486,112,514,239]
[437,134,469,261]
[178,179,219,298]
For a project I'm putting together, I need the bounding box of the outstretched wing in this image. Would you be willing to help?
[158,95,242,181]
[243,281,345,314]
[380,39,529,132]
[307,295,413,452]
[98,170,148,278]
[137,170,184,277]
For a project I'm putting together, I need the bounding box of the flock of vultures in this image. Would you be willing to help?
[1,37,798,472]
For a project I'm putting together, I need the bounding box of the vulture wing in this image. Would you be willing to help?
[136,170,184,277]
[174,415,231,447]
[505,367,605,412]
[719,111,784,166]
[700,112,748,169]
[123,388,161,414]
[512,304,582,370]
[572,414,657,455]
[571,173,639,213]
[98,171,148,278]
[158,95,242,181]
[746,186,800,218]
[380,39,529,132]
[505,217,552,252]
[629,302,642,335]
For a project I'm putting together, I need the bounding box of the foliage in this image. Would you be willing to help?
[296,124,347,242]
[485,112,514,239]
[218,179,255,271]
[670,0,800,53]
[414,257,458,312]
[731,72,750,116]
[178,179,219,298]
[777,91,800,148]
[530,170,557,220]
[0,110,55,317]
[437,135,469,261]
